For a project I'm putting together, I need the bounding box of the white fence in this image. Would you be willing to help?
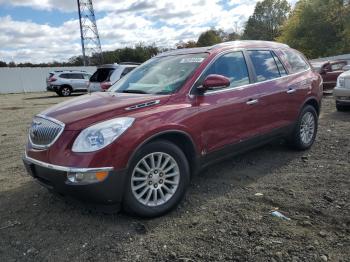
[0,66,96,94]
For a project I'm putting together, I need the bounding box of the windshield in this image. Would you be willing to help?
[109,53,208,94]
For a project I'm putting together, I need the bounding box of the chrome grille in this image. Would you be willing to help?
[29,116,64,149]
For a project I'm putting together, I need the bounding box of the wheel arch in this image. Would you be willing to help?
[127,130,200,176]
[303,97,320,116]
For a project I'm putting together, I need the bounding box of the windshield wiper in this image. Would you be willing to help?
[122,89,149,94]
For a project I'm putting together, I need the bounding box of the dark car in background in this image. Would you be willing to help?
[316,60,348,90]
[24,41,322,217]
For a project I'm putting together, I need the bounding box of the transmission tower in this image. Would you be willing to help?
[77,0,103,66]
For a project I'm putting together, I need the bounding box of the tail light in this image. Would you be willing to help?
[48,77,57,82]
[100,81,112,91]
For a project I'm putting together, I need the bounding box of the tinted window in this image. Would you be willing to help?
[283,50,309,73]
[272,52,287,76]
[90,68,115,82]
[248,50,280,82]
[70,73,84,79]
[203,51,250,89]
[121,67,135,77]
[59,73,71,79]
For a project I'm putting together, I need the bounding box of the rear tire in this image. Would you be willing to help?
[58,86,72,97]
[123,140,190,217]
[288,105,318,150]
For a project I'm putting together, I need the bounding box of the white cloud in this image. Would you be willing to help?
[0,0,296,63]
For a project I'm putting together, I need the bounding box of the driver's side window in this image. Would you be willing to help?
[201,51,250,91]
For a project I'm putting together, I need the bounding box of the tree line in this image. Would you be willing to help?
[1,0,349,67]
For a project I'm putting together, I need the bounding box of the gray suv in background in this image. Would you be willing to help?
[88,63,139,92]
[47,70,92,96]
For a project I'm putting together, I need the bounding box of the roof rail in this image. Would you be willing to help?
[209,40,290,50]
[119,62,141,65]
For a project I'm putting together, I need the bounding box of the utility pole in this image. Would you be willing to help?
[77,0,103,66]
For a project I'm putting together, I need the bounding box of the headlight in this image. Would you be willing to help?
[72,117,135,152]
[338,77,345,88]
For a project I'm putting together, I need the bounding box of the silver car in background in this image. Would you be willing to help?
[88,62,139,92]
[334,65,350,111]
[47,70,92,96]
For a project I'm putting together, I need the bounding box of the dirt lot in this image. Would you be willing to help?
[0,92,349,262]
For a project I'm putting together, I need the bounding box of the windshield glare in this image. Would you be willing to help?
[109,53,208,94]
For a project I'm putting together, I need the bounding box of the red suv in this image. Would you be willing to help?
[23,41,322,217]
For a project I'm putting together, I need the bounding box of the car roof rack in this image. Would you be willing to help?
[119,62,141,65]
[53,70,88,73]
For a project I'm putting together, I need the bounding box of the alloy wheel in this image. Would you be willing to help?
[300,111,315,145]
[131,152,180,207]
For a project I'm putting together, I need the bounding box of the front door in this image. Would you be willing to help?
[193,51,262,154]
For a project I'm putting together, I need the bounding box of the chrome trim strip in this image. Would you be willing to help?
[24,153,114,173]
[28,114,65,150]
[125,100,160,111]
[188,48,311,96]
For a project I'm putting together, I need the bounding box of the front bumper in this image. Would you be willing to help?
[23,155,127,209]
[334,87,350,105]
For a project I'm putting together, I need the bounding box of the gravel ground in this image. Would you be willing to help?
[0,92,349,262]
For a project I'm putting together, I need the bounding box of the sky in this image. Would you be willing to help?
[0,0,296,63]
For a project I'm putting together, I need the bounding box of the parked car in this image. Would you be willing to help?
[88,62,140,92]
[23,41,322,217]
[47,70,92,97]
[317,60,348,90]
[334,70,350,111]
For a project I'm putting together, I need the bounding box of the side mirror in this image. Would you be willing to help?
[198,74,230,91]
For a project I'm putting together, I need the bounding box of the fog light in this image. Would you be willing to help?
[67,171,108,183]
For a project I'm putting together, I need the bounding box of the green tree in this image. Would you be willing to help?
[197,29,222,47]
[242,0,291,40]
[0,61,7,67]
[176,40,197,49]
[278,0,350,58]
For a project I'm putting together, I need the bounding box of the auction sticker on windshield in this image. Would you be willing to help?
[180,57,205,63]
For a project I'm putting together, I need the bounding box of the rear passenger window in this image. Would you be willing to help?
[70,73,84,79]
[283,50,309,73]
[204,51,250,89]
[60,74,71,79]
[247,50,280,82]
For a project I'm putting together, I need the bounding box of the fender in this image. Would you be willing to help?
[126,129,199,170]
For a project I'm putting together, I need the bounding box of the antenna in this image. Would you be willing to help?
[77,0,103,66]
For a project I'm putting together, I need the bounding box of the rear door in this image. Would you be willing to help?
[69,73,85,90]
[194,51,262,153]
[281,49,312,122]
[246,50,290,133]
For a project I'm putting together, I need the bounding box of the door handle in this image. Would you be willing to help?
[246,99,259,105]
[287,88,296,94]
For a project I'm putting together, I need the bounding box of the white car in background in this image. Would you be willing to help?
[334,65,350,111]
[88,62,140,92]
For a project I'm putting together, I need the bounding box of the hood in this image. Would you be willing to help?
[41,92,170,130]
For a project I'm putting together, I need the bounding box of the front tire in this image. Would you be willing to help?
[288,105,318,150]
[123,140,190,217]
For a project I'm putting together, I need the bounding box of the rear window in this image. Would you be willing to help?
[90,68,115,82]
[283,50,309,73]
